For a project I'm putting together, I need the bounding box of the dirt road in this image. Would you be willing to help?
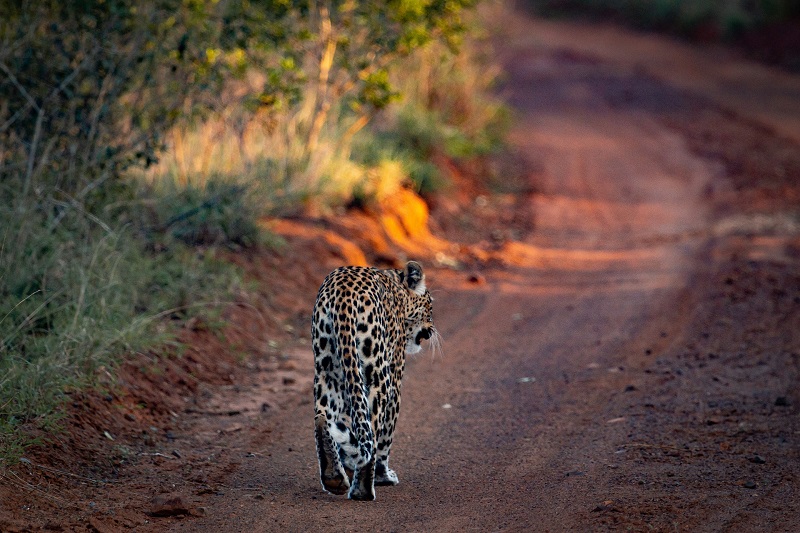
[159,8,798,533]
[4,6,799,533]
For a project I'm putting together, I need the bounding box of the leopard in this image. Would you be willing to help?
[312,260,438,501]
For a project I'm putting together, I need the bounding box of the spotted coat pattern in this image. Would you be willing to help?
[312,261,435,501]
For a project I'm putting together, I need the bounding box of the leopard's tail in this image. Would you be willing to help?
[335,318,375,470]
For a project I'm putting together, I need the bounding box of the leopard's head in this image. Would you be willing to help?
[401,261,439,355]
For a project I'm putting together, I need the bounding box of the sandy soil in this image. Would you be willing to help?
[2,5,799,532]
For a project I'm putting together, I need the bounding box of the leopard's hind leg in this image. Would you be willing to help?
[312,318,349,496]
[314,412,350,495]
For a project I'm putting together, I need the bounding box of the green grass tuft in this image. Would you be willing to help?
[0,194,242,461]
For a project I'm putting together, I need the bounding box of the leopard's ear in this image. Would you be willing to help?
[405,261,426,296]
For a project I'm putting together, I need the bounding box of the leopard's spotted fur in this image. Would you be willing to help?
[312,261,436,501]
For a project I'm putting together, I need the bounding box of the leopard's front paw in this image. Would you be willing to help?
[348,482,376,501]
[374,466,399,486]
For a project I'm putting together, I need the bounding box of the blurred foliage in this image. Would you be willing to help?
[351,36,509,196]
[1,0,224,204]
[137,2,505,211]
[140,175,267,248]
[0,0,477,208]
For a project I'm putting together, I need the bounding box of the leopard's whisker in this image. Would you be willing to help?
[428,328,444,359]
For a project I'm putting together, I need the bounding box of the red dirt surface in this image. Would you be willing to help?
[2,5,799,532]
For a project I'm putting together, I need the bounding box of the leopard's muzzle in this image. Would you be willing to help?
[415,327,432,344]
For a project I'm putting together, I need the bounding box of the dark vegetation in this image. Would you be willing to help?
[521,0,800,71]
